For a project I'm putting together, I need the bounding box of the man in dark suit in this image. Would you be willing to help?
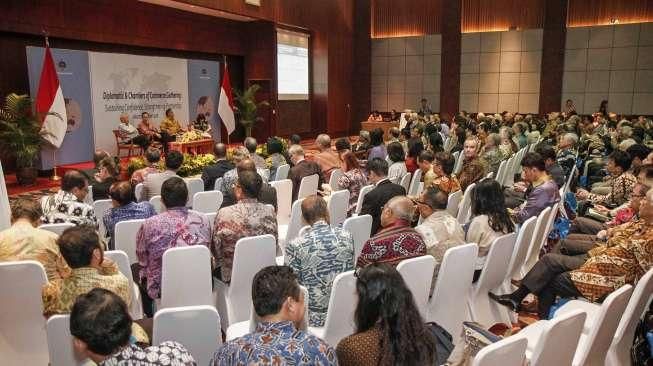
[221,159,277,210]
[201,143,234,191]
[360,158,406,234]
[288,144,324,201]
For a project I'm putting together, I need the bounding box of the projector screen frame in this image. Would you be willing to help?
[276,26,312,102]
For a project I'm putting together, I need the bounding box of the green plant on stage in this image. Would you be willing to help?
[177,153,216,177]
[233,84,269,137]
[0,93,46,168]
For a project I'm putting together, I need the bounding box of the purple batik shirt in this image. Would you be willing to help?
[513,178,560,224]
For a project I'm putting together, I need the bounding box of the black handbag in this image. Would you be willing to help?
[631,302,653,366]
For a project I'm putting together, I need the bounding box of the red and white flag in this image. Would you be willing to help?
[217,63,235,135]
[36,46,67,148]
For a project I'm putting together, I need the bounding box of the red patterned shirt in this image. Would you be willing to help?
[356,220,426,268]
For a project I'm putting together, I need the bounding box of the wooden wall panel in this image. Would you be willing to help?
[371,0,442,38]
[461,0,546,33]
[567,0,653,27]
[440,0,462,118]
[539,0,567,114]
[352,0,372,133]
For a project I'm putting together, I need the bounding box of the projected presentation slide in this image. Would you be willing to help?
[277,44,309,100]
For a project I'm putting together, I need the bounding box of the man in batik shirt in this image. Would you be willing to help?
[286,195,354,327]
[40,170,97,227]
[210,266,337,365]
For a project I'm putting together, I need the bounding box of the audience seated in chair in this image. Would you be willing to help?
[80,150,110,182]
[337,151,367,215]
[336,263,448,365]
[221,158,277,210]
[90,156,119,201]
[286,195,354,327]
[480,133,504,174]
[576,150,637,208]
[457,137,486,191]
[490,187,653,319]
[70,288,196,365]
[265,137,288,180]
[200,143,234,191]
[212,170,277,283]
[288,144,324,201]
[509,152,560,224]
[535,143,567,188]
[210,266,337,365]
[0,198,70,281]
[357,196,426,268]
[387,141,407,184]
[359,158,406,235]
[312,134,341,181]
[131,147,162,185]
[244,137,267,173]
[135,177,211,317]
[430,152,461,194]
[40,170,97,228]
[143,150,184,201]
[103,181,156,250]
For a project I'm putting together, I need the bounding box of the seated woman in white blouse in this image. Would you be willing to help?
[466,178,515,282]
[386,141,407,184]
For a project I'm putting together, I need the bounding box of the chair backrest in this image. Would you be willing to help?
[502,156,516,187]
[397,255,436,318]
[192,190,223,214]
[328,189,350,227]
[274,163,290,181]
[298,174,319,200]
[47,314,89,366]
[574,284,633,366]
[206,212,217,229]
[153,305,222,366]
[149,195,165,213]
[475,233,517,293]
[520,206,552,277]
[495,160,507,186]
[104,250,141,319]
[0,261,49,364]
[456,182,476,224]
[284,198,305,247]
[328,168,344,190]
[38,222,74,236]
[185,178,204,207]
[355,184,374,214]
[428,243,478,340]
[485,171,494,179]
[472,336,527,366]
[247,286,310,334]
[84,185,93,205]
[506,216,537,283]
[399,172,412,192]
[608,267,653,365]
[93,199,113,239]
[408,169,423,196]
[213,177,223,191]
[321,270,357,346]
[134,182,145,202]
[343,214,373,260]
[446,190,463,217]
[528,309,587,366]
[114,218,145,264]
[271,179,292,225]
[160,245,213,309]
[454,149,465,174]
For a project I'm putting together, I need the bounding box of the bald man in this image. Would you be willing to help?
[356,196,426,268]
[118,113,149,149]
[312,134,341,181]
[221,158,277,210]
[202,143,235,190]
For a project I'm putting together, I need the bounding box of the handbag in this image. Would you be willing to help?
[426,322,455,366]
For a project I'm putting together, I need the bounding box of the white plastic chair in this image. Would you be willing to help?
[160,245,213,309]
[467,233,517,327]
[153,305,222,366]
[192,190,223,214]
[454,150,465,174]
[308,270,357,347]
[554,285,634,366]
[84,185,93,205]
[93,199,113,239]
[39,222,74,236]
[104,250,144,320]
[297,174,319,200]
[271,179,292,225]
[446,190,463,217]
[114,218,145,264]
[472,336,527,366]
[495,160,507,187]
[397,255,436,318]
[343,214,372,261]
[427,243,478,342]
[485,171,494,179]
[278,198,305,251]
[226,286,309,341]
[206,212,217,229]
[456,182,475,224]
[185,177,204,207]
[327,189,350,227]
[149,195,164,214]
[213,177,223,191]
[503,216,537,292]
[215,234,276,331]
[519,207,551,278]
[355,184,374,215]
[399,172,412,192]
[408,169,422,196]
[0,261,48,365]
[274,163,290,181]
[328,168,343,190]
[515,309,587,366]
[134,182,145,202]
[46,314,90,366]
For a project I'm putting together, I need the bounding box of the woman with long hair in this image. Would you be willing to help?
[386,141,407,184]
[336,263,442,365]
[367,128,387,161]
[467,178,515,281]
[405,139,423,174]
[337,151,368,215]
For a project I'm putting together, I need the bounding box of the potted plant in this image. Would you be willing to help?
[0,94,45,185]
[233,84,269,137]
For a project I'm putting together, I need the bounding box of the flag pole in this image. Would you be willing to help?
[224,55,230,146]
[43,32,61,181]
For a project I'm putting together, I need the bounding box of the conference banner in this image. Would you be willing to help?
[188,59,221,142]
[27,47,94,169]
[89,52,190,154]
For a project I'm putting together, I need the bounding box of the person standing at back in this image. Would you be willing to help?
[360,158,406,234]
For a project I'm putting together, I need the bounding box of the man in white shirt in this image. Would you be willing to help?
[117,113,149,149]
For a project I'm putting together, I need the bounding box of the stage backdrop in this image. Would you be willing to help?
[27,47,220,167]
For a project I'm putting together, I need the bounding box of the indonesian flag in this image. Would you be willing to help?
[36,46,67,148]
[218,63,235,135]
